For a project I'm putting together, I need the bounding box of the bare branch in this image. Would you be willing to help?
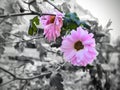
[16,72,52,80]
[0,36,43,45]
[0,66,52,80]
[0,67,16,78]
[0,12,55,18]
[46,0,63,13]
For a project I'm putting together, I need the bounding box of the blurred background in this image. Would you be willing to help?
[77,0,120,44]
[0,0,120,90]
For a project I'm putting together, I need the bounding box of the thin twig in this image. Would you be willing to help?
[56,62,66,71]
[0,17,9,24]
[0,67,16,78]
[0,12,55,18]
[16,72,52,80]
[46,0,63,13]
[0,66,52,80]
[0,36,43,45]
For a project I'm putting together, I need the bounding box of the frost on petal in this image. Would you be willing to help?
[60,27,98,66]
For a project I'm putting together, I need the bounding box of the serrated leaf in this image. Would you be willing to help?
[50,73,64,90]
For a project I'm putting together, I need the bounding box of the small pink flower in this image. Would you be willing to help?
[40,11,63,42]
[61,27,98,66]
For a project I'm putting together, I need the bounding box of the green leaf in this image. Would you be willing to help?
[32,22,37,34]
[28,16,39,35]
[62,12,91,34]
[32,16,39,25]
[28,27,34,35]
[80,21,91,30]
[62,12,81,32]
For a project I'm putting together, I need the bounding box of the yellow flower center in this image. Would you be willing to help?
[50,16,55,23]
[74,41,84,51]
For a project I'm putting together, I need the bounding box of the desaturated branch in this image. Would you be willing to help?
[0,67,16,78]
[56,62,66,71]
[0,36,43,45]
[0,66,52,81]
[16,72,52,80]
[0,12,55,18]
[0,17,9,24]
[0,0,61,19]
[46,0,63,13]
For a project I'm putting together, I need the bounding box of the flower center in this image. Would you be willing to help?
[74,41,84,51]
[50,16,55,23]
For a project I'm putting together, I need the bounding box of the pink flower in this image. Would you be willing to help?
[61,27,98,66]
[40,11,63,42]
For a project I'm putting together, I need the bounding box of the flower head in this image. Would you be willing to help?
[40,11,63,42]
[61,27,98,66]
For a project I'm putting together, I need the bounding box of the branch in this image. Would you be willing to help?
[46,0,63,13]
[0,12,55,18]
[0,36,43,45]
[16,72,52,80]
[0,67,16,78]
[56,62,66,71]
[0,66,52,80]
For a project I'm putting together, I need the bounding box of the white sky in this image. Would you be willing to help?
[76,0,120,43]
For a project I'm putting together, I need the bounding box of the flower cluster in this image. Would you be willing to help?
[40,11,98,66]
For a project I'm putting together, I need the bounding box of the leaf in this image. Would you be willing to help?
[86,64,94,69]
[28,16,39,35]
[14,42,24,53]
[32,22,37,33]
[62,12,90,36]
[50,73,64,90]
[32,16,39,25]
[28,27,34,35]
[80,21,91,30]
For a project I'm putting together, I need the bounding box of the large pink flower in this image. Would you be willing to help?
[40,11,63,42]
[61,27,98,66]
